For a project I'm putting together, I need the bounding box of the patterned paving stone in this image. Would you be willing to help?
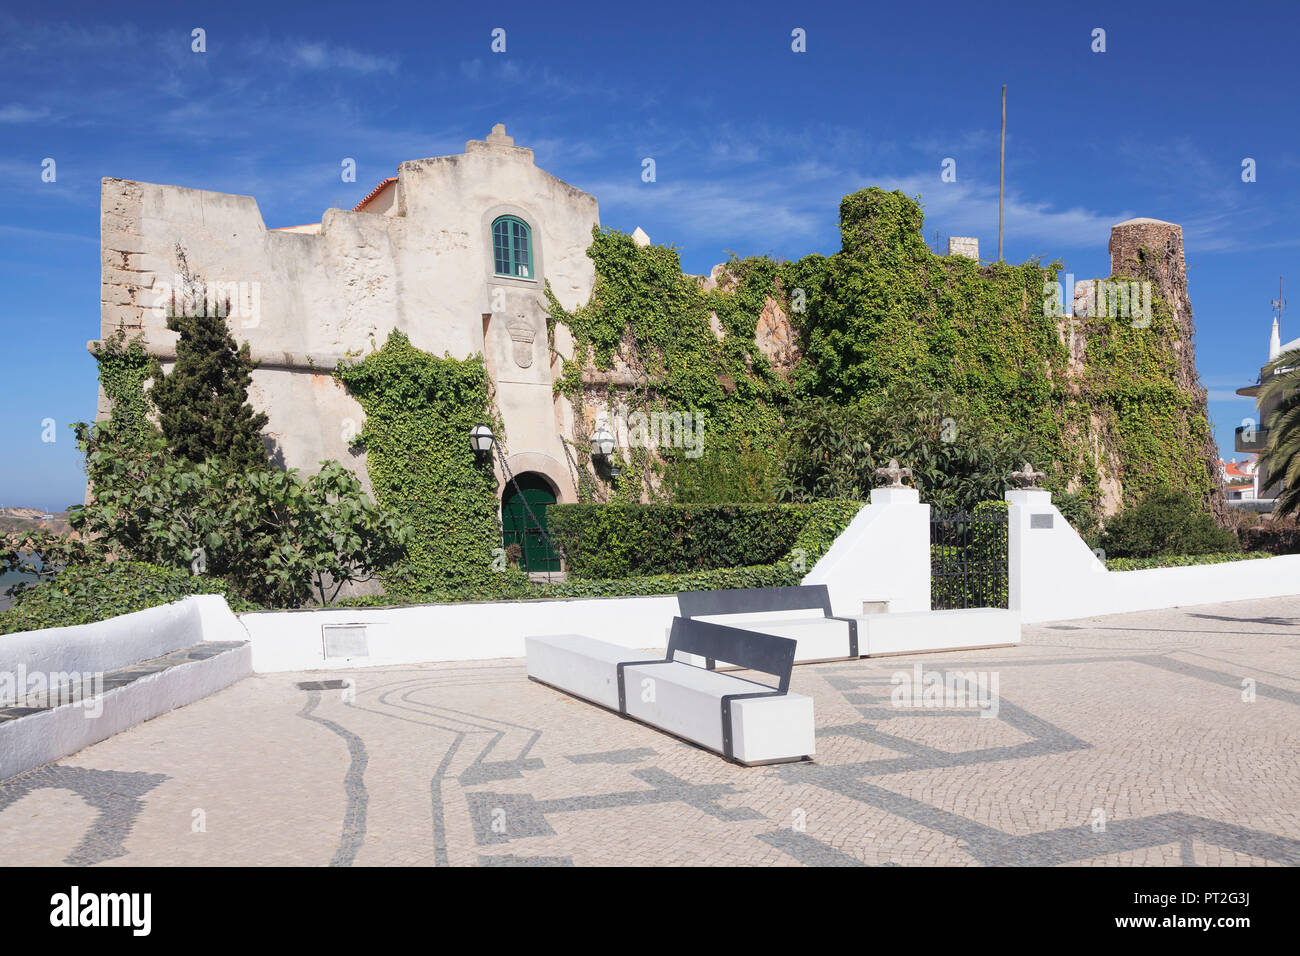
[1,595,1297,866]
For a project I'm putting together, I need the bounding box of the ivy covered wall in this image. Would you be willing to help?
[336,331,502,593]
[550,186,1219,515]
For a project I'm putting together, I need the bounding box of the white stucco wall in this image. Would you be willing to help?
[0,595,244,702]
[1005,488,1300,622]
[241,594,681,672]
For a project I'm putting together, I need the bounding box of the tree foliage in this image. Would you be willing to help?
[148,298,269,469]
[1097,487,1238,559]
[778,383,1044,512]
[1258,346,1300,517]
[68,422,410,607]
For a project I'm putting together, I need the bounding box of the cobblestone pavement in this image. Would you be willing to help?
[2,596,1298,866]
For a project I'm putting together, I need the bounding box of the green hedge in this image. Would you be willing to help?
[1104,552,1270,572]
[334,561,802,608]
[548,500,860,579]
[0,561,257,635]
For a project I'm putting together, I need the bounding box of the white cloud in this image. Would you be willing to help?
[0,105,51,123]
[287,41,397,74]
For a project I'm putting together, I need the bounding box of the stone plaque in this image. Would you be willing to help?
[1030,513,1054,529]
[322,624,369,659]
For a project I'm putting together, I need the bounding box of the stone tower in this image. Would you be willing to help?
[1108,217,1224,515]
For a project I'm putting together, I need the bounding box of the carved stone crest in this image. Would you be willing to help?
[1008,461,1047,489]
[874,458,912,489]
[507,318,535,368]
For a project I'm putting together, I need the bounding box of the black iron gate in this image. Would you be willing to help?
[930,506,1008,610]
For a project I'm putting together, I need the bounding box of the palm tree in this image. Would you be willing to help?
[1257,347,1300,516]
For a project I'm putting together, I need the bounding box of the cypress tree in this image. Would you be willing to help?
[149,293,270,470]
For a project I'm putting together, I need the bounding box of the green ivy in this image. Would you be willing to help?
[548,187,1217,514]
[89,330,154,446]
[546,233,789,501]
[336,331,502,592]
[548,500,859,579]
[1104,552,1267,572]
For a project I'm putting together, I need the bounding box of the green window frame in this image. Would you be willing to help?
[492,215,534,279]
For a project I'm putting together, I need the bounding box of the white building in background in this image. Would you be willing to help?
[1218,457,1258,501]
[1235,314,1297,503]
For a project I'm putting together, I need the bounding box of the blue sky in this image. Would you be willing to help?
[1,0,1297,510]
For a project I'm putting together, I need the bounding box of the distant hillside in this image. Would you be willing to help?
[0,508,75,537]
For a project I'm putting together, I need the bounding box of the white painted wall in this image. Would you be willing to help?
[0,595,245,704]
[0,643,252,782]
[1005,488,1300,622]
[802,488,930,616]
[241,594,681,672]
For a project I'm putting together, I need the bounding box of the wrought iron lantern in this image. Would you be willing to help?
[590,426,615,459]
[470,423,495,456]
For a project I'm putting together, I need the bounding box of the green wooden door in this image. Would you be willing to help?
[501,474,561,572]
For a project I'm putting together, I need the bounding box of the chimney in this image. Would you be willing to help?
[947,236,979,261]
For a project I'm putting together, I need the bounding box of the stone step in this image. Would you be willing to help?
[0,641,252,781]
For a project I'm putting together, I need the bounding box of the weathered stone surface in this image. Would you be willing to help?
[754,295,800,372]
[947,236,979,260]
[95,127,596,503]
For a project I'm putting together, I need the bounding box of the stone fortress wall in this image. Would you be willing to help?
[95,125,598,502]
[94,127,1215,515]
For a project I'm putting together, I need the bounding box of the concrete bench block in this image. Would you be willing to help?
[623,662,814,764]
[526,633,814,765]
[525,634,652,710]
[857,608,1020,656]
[0,641,251,782]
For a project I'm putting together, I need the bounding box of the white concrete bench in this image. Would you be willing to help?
[856,607,1020,656]
[526,618,814,765]
[675,585,857,666]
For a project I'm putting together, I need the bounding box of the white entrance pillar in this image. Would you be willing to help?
[802,486,930,616]
[1004,487,1106,622]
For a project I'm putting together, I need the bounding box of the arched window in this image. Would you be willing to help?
[492,215,534,279]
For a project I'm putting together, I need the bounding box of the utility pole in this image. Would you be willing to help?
[998,84,1006,262]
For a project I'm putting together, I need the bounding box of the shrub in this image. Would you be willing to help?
[0,561,257,635]
[68,427,411,608]
[1239,519,1300,556]
[334,562,801,608]
[778,383,1047,511]
[0,530,105,601]
[148,295,270,470]
[547,500,859,579]
[1104,552,1269,571]
[1098,487,1238,559]
[658,436,784,504]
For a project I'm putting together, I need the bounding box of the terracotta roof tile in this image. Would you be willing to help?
[354,177,397,212]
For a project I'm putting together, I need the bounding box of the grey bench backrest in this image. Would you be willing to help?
[677,584,857,659]
[666,616,795,694]
[676,584,833,620]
